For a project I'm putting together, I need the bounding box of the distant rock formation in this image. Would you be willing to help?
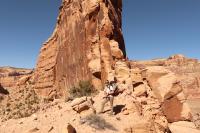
[0,67,33,89]
[34,0,126,97]
[131,54,200,99]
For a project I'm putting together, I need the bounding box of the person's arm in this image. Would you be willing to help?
[103,86,109,97]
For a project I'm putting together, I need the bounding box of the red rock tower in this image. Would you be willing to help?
[34,0,126,98]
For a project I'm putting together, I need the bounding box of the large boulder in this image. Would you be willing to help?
[130,68,144,83]
[133,83,147,97]
[169,121,200,133]
[144,66,192,122]
[162,94,192,122]
[145,66,181,101]
[71,97,95,113]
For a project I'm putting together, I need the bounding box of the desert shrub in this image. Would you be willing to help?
[0,88,40,121]
[69,80,97,98]
[84,114,116,131]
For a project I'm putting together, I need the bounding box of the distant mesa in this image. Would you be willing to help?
[0,66,33,88]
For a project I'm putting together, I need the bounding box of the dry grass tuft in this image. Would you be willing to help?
[84,114,117,131]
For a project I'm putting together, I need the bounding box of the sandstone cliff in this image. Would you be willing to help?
[34,0,126,98]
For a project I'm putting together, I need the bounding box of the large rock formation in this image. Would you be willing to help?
[34,0,126,98]
[131,55,200,126]
[131,54,200,100]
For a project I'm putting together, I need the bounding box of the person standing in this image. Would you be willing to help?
[99,78,118,115]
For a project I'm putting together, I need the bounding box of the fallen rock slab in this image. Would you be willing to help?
[70,97,87,107]
[71,97,95,113]
[133,83,147,97]
[162,96,192,122]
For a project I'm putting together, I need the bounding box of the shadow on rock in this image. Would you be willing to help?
[83,114,117,131]
[113,105,125,115]
[0,84,9,95]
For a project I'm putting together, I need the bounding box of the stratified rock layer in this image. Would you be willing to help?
[34,0,126,98]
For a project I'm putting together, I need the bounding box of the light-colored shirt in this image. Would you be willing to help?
[104,83,117,95]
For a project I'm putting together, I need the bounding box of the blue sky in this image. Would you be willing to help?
[123,0,200,60]
[0,0,200,68]
[0,0,61,68]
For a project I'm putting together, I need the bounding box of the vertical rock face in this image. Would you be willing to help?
[34,0,126,97]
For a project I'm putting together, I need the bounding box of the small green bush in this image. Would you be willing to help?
[69,80,96,98]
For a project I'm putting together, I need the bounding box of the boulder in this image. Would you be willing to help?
[70,97,87,107]
[130,68,143,83]
[122,100,142,115]
[169,121,200,133]
[154,115,168,133]
[145,66,182,101]
[124,120,154,133]
[71,97,95,113]
[162,95,192,122]
[115,61,130,82]
[110,40,124,59]
[143,66,193,122]
[133,83,147,97]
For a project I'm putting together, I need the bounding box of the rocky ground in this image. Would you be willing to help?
[0,91,166,133]
[0,73,200,133]
[0,91,199,133]
[1,55,200,133]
